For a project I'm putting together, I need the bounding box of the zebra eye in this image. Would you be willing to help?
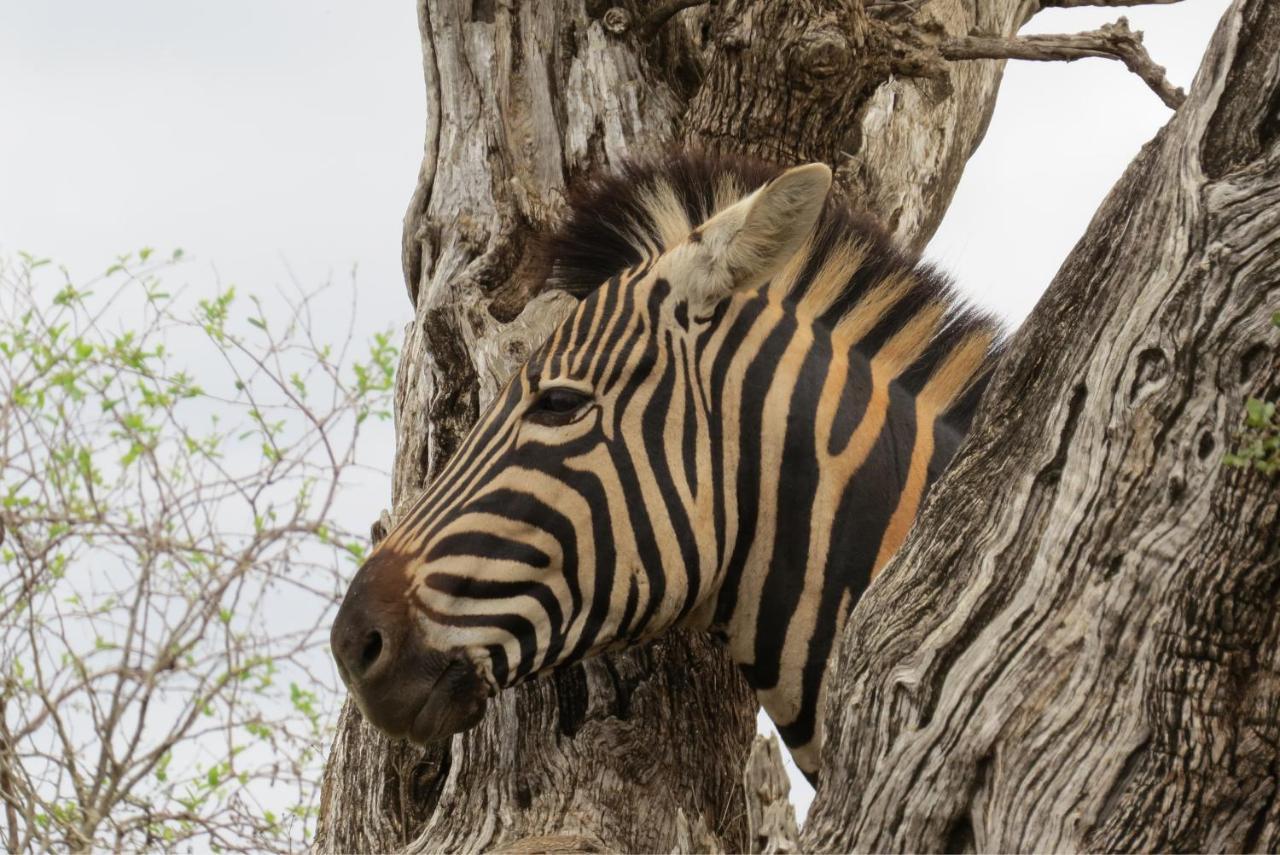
[527,387,593,424]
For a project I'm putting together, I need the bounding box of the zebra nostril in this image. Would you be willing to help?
[361,630,384,670]
[331,606,394,682]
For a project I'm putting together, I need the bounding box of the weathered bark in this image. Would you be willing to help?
[684,0,1037,250]
[310,0,1092,851]
[742,736,801,854]
[802,0,1280,850]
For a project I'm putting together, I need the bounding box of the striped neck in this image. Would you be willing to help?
[694,290,963,778]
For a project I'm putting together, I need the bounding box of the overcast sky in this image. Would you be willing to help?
[1,0,1231,827]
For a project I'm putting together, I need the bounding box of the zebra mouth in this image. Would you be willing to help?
[407,653,490,745]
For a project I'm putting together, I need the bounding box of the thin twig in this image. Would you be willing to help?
[1040,0,1183,7]
[942,17,1185,109]
[1,701,20,855]
[866,0,927,21]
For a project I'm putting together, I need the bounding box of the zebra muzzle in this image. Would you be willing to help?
[331,556,489,744]
[335,627,488,744]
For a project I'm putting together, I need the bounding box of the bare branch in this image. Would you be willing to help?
[866,0,927,22]
[636,0,709,41]
[1040,0,1183,7]
[942,17,1185,108]
[1,701,20,855]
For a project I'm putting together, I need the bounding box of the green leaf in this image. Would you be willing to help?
[1244,397,1275,428]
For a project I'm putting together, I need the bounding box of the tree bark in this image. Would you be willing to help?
[311,0,1081,851]
[802,0,1280,850]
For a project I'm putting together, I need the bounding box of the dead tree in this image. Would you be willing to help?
[803,0,1280,850]
[315,0,1278,851]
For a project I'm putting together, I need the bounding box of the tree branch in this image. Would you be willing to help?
[1040,0,1183,7]
[636,0,710,40]
[942,18,1185,109]
[1,701,19,855]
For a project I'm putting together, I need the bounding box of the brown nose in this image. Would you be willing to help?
[330,589,394,684]
[330,550,410,685]
[330,551,490,744]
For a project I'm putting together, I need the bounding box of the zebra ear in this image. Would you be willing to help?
[671,162,832,311]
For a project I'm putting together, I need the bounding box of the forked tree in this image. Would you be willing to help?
[316,0,1280,851]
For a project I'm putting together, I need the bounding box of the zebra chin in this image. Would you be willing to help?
[330,555,491,744]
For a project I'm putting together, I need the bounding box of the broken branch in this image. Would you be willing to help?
[1039,0,1183,7]
[637,0,709,40]
[941,17,1186,109]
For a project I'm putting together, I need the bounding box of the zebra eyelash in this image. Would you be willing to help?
[524,386,595,426]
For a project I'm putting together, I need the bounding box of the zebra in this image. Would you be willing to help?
[330,151,1003,780]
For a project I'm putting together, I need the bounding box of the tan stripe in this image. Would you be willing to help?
[726,306,810,669]
[917,328,995,413]
[869,302,944,378]
[569,288,613,377]
[766,232,817,302]
[796,240,867,319]
[772,351,892,723]
[580,282,630,382]
[827,357,890,470]
[871,330,996,575]
[872,402,934,577]
[562,444,647,658]
[696,297,753,594]
[759,588,850,777]
[611,324,694,622]
[831,272,914,345]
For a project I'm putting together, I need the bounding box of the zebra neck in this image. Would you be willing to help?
[706,327,948,775]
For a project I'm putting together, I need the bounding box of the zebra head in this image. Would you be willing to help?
[331,163,834,746]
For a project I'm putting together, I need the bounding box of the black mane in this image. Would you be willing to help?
[540,150,1005,433]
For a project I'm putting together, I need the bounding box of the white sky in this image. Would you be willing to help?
[1,0,1230,830]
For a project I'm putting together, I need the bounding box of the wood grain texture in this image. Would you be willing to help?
[685,0,1038,252]
[743,736,801,854]
[802,0,1280,850]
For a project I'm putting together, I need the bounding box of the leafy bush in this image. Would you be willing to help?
[0,251,395,851]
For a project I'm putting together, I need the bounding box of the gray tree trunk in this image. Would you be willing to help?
[802,0,1280,850]
[306,0,1274,851]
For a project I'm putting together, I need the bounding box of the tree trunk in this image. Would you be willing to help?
[802,0,1280,850]
[311,0,1078,851]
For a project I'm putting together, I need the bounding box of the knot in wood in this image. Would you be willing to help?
[602,6,632,36]
[794,27,853,83]
[504,338,531,363]
[718,18,748,50]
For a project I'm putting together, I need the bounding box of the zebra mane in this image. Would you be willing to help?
[542,150,1006,432]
